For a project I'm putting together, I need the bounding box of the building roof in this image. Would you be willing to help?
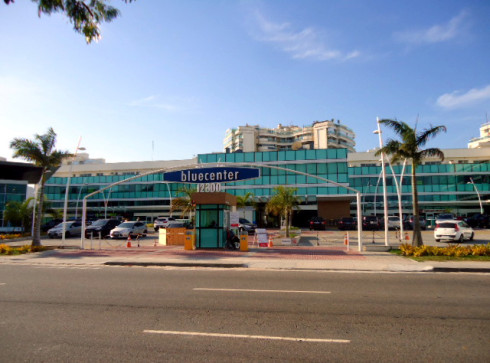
[0,161,43,184]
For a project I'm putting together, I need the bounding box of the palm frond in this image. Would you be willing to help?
[416,125,447,147]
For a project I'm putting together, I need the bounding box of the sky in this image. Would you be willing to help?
[1,0,489,163]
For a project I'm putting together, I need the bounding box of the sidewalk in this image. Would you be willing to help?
[2,235,490,273]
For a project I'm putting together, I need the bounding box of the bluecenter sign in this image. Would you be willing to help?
[165,167,260,184]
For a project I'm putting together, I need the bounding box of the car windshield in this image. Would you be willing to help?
[118,222,134,228]
[239,219,251,224]
[437,214,454,219]
[91,220,108,227]
[342,218,354,222]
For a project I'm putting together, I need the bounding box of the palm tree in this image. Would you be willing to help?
[10,128,72,246]
[266,186,300,237]
[171,185,197,219]
[3,198,35,233]
[375,119,446,247]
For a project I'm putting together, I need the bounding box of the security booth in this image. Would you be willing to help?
[191,192,237,249]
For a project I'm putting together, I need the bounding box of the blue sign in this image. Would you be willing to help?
[165,167,260,184]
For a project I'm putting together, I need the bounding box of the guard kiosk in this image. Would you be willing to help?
[191,192,237,249]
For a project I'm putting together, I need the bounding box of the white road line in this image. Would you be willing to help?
[143,330,350,343]
[0,283,6,286]
[194,288,331,294]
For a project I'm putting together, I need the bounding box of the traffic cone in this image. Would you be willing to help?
[344,233,349,245]
[127,235,132,248]
[154,239,158,247]
[268,236,273,247]
[404,232,410,241]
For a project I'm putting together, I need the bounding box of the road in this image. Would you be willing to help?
[0,265,489,362]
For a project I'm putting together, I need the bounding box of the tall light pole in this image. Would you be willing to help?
[373,118,389,246]
[62,139,85,245]
[468,177,484,214]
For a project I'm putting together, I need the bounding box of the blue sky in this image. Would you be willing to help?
[1,0,489,163]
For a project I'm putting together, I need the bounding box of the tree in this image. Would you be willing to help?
[375,119,446,247]
[4,0,134,44]
[236,192,255,209]
[10,128,72,246]
[266,186,300,237]
[171,186,196,220]
[3,198,35,232]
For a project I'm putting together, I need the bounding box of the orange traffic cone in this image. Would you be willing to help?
[344,233,349,245]
[404,232,410,241]
[127,235,132,248]
[268,236,274,247]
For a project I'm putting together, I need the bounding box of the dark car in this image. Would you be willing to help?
[309,216,326,230]
[337,217,356,230]
[465,214,489,229]
[362,216,380,230]
[85,219,121,238]
[238,218,257,234]
[41,219,63,232]
[404,215,427,230]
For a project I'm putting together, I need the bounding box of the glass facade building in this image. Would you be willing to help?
[0,181,28,227]
[43,148,490,225]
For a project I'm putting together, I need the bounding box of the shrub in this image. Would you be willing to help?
[399,243,415,256]
[471,244,490,256]
[399,243,489,258]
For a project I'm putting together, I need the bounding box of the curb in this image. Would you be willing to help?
[432,267,490,273]
[104,261,248,268]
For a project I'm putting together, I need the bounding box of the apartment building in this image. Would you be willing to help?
[468,122,490,148]
[223,120,356,153]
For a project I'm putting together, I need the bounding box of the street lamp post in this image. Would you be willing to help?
[468,177,484,214]
[374,118,389,246]
[61,139,85,245]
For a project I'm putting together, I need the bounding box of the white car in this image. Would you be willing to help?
[110,221,147,239]
[48,221,82,238]
[434,220,474,243]
[153,217,175,231]
[387,216,401,230]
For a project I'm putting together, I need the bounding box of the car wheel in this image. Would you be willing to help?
[470,232,474,241]
[66,231,71,238]
[458,234,464,243]
[435,239,440,242]
[154,226,159,231]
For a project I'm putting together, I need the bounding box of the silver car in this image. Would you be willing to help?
[48,221,82,238]
[110,221,147,239]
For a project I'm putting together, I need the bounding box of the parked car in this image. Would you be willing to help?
[337,217,356,230]
[85,219,121,238]
[154,217,175,231]
[238,218,257,234]
[309,216,326,230]
[41,219,63,232]
[166,221,187,228]
[434,220,474,243]
[47,221,82,238]
[386,216,401,230]
[404,215,427,230]
[110,221,147,239]
[465,214,489,229]
[435,213,456,223]
[362,216,380,230]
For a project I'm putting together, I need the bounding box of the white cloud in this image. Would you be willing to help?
[394,10,468,45]
[253,12,360,62]
[436,85,490,109]
[129,95,179,111]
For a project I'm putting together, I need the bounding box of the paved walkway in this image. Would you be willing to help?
[2,234,489,273]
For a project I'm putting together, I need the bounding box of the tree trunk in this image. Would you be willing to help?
[410,162,423,247]
[285,211,290,238]
[32,176,45,247]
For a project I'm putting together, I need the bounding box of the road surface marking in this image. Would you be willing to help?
[143,330,349,343]
[0,283,6,286]
[194,288,331,294]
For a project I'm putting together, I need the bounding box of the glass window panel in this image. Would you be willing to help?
[316,149,327,159]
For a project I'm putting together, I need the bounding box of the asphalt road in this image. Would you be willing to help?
[0,265,489,362]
